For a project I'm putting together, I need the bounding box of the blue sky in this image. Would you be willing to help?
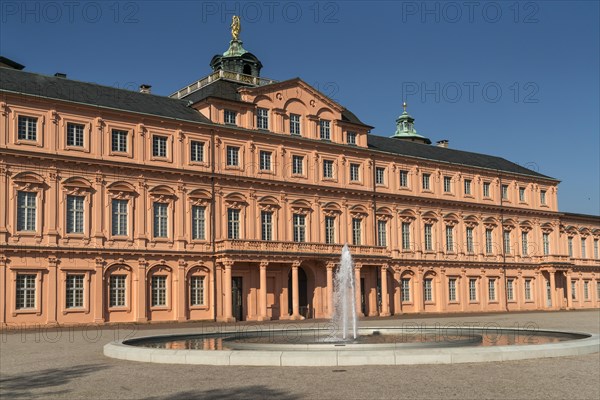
[1,1,598,215]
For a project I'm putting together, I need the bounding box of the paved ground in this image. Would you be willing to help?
[1,310,599,399]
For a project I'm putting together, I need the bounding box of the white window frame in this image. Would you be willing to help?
[151,275,168,307]
[226,146,240,167]
[153,202,169,238]
[257,108,269,130]
[290,113,301,135]
[293,214,306,243]
[400,170,409,188]
[17,191,37,232]
[111,129,128,153]
[224,109,237,125]
[352,218,362,246]
[377,220,387,247]
[259,150,272,171]
[191,205,206,240]
[18,115,37,141]
[190,140,205,163]
[66,274,85,309]
[319,120,331,140]
[227,208,241,239]
[66,122,85,147]
[16,274,37,309]
[375,167,385,185]
[190,276,205,306]
[292,155,304,175]
[152,135,168,158]
[350,163,360,182]
[261,211,273,241]
[325,215,336,244]
[66,195,85,234]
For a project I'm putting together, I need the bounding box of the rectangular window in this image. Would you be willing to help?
[323,160,334,179]
[483,182,490,197]
[152,135,167,158]
[507,279,514,301]
[422,173,430,190]
[292,155,303,175]
[16,274,36,309]
[584,281,589,300]
[259,150,272,171]
[488,278,496,301]
[293,214,306,243]
[443,176,452,193]
[503,230,511,254]
[224,109,237,125]
[325,216,336,244]
[190,140,205,162]
[466,227,474,253]
[346,131,356,145]
[524,279,532,301]
[153,202,168,238]
[190,276,205,306]
[401,278,410,302]
[571,280,577,300]
[540,190,546,205]
[448,278,457,302]
[424,279,433,302]
[400,170,409,188]
[501,184,508,200]
[519,187,526,202]
[581,238,587,258]
[402,222,411,250]
[290,113,301,135]
[17,191,36,232]
[350,163,360,182]
[319,120,330,140]
[486,228,493,254]
[226,146,240,167]
[424,224,433,251]
[18,116,37,141]
[261,211,273,241]
[543,233,550,255]
[257,108,269,130]
[521,231,528,256]
[111,199,128,236]
[594,239,599,259]
[66,274,84,308]
[192,205,206,240]
[109,275,126,307]
[66,195,84,234]
[446,225,454,252]
[227,209,240,239]
[377,220,387,247]
[66,122,84,147]
[469,278,477,301]
[597,282,600,301]
[151,276,167,307]
[111,129,128,153]
[375,167,385,185]
[568,237,573,257]
[352,218,361,246]
[464,179,471,195]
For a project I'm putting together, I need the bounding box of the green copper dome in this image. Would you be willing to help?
[390,103,431,145]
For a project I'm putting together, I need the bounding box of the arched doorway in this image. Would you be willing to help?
[288,267,308,317]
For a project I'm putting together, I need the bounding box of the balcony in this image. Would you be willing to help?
[215,240,390,258]
[169,70,277,100]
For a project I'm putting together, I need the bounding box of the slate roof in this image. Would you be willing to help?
[0,67,210,124]
[367,134,556,180]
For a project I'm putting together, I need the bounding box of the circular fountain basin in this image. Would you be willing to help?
[104,326,599,366]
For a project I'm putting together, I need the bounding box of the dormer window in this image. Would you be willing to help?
[257,108,269,130]
[290,114,301,135]
[224,109,237,125]
[320,120,330,140]
[347,131,356,145]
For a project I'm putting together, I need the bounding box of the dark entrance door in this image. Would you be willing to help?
[360,277,366,315]
[232,277,243,321]
[288,267,308,317]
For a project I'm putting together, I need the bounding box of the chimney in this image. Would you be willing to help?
[436,140,449,148]
[54,72,67,78]
[139,84,152,94]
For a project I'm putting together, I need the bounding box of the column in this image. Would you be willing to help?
[0,255,6,324]
[92,174,104,246]
[549,270,557,310]
[438,268,447,312]
[176,186,187,250]
[354,263,364,317]
[257,261,269,321]
[47,169,59,245]
[93,257,105,323]
[47,257,58,324]
[380,265,390,316]
[393,269,401,315]
[291,261,301,320]
[326,262,335,318]
[414,268,423,312]
[0,164,9,243]
[222,261,234,322]
[136,259,148,322]
[176,261,186,321]
[566,271,573,309]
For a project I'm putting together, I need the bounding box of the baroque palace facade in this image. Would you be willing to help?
[0,26,599,327]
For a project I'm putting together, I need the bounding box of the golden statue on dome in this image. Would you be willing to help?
[231,15,241,41]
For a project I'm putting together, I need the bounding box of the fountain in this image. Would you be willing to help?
[332,244,358,340]
[103,247,599,366]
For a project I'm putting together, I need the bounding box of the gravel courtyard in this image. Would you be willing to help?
[1,310,599,400]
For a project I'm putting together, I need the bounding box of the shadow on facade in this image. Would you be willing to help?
[144,386,300,400]
[0,363,106,399]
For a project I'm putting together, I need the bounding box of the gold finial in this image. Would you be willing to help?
[231,15,241,41]
[402,101,407,112]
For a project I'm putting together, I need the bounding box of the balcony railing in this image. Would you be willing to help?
[169,70,277,99]
[215,240,390,257]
